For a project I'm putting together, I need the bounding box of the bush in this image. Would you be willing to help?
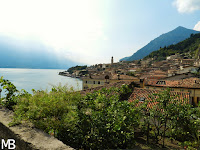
[140,88,200,147]
[12,85,81,137]
[0,76,27,110]
[60,86,141,149]
[11,84,141,149]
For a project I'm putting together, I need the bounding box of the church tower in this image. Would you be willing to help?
[111,56,114,65]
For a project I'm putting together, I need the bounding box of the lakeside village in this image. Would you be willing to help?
[60,55,200,107]
[2,55,200,149]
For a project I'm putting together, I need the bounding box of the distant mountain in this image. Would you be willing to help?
[120,26,200,61]
[144,32,200,61]
[0,35,80,69]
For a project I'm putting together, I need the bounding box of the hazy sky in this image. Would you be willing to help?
[0,0,200,65]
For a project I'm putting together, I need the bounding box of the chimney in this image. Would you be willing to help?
[117,74,120,80]
[140,79,144,88]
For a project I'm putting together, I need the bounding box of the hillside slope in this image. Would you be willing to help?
[144,32,200,61]
[120,26,200,61]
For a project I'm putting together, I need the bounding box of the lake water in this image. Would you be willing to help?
[0,68,82,96]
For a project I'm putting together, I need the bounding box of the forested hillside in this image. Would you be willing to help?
[145,33,200,61]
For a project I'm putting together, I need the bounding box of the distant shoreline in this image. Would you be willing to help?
[0,67,68,70]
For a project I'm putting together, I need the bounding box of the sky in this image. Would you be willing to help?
[0,0,200,65]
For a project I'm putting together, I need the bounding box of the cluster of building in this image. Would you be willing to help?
[81,56,139,89]
[78,54,200,107]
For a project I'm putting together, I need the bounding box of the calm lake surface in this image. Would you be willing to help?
[0,68,82,96]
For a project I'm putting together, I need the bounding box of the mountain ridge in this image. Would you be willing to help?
[120,26,200,61]
[144,31,200,61]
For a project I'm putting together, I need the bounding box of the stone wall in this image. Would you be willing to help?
[0,106,73,150]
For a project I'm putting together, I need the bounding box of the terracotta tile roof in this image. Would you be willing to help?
[149,70,168,75]
[140,75,167,80]
[82,73,138,80]
[129,88,159,109]
[89,75,109,79]
[128,68,138,70]
[128,88,190,110]
[111,74,138,80]
[80,81,133,95]
[168,69,177,73]
[145,77,200,88]
[140,70,168,80]
[81,72,112,80]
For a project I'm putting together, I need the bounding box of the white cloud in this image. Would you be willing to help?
[0,0,107,64]
[194,21,200,31]
[173,0,200,13]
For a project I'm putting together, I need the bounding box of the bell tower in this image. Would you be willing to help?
[111,56,114,65]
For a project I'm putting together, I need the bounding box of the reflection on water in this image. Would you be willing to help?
[0,68,82,96]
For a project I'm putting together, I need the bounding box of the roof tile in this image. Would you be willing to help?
[129,88,190,110]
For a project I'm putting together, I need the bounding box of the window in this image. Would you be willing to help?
[85,81,87,84]
[156,81,166,85]
[192,97,199,107]
[170,88,174,91]
[105,75,110,79]
[180,89,184,92]
[98,81,100,84]
[192,97,195,106]
[93,81,95,84]
[197,97,200,105]
[139,97,145,102]
[188,89,191,93]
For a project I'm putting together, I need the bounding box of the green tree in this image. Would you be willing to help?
[141,88,200,148]
[65,86,141,149]
[0,76,21,110]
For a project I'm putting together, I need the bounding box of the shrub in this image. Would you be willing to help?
[13,84,141,149]
[12,85,81,137]
[60,86,141,149]
[0,76,30,110]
